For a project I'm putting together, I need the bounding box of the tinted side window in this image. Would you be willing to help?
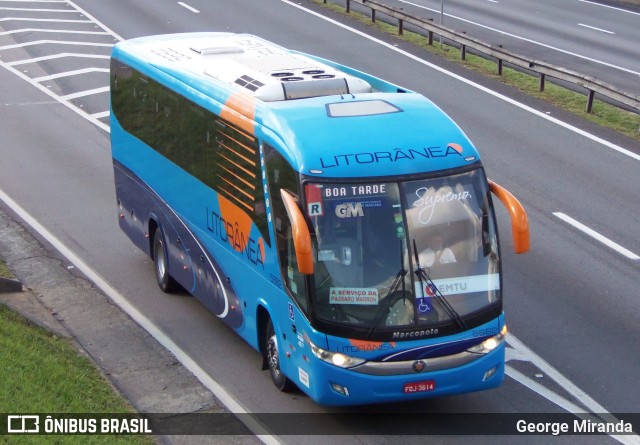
[265,145,307,312]
[110,59,270,245]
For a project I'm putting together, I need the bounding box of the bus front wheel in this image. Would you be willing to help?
[265,319,295,392]
[152,228,179,293]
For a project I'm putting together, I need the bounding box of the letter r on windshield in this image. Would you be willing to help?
[308,203,323,216]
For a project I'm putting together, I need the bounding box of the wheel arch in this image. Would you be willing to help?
[147,217,159,259]
[257,304,271,371]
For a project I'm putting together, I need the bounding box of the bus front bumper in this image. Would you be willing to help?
[295,343,505,406]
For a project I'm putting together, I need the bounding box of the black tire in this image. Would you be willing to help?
[152,228,179,293]
[265,319,295,392]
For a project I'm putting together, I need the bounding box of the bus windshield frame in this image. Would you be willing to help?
[302,167,502,341]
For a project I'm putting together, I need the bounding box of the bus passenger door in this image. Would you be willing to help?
[264,144,314,387]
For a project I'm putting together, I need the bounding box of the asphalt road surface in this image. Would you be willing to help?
[1,1,639,444]
[365,0,640,95]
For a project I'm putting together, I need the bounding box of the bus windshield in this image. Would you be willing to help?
[305,168,500,331]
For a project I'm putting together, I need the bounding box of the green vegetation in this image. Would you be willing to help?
[312,0,640,141]
[0,304,154,444]
[0,260,13,279]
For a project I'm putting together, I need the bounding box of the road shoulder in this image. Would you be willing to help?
[0,205,259,445]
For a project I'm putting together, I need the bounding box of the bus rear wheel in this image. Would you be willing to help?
[152,228,179,293]
[265,319,295,392]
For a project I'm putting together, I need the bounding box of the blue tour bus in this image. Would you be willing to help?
[110,32,529,406]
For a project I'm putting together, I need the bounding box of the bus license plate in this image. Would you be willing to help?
[403,380,435,394]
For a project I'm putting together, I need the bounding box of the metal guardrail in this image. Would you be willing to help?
[328,0,640,116]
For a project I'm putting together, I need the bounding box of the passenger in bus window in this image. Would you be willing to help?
[420,231,456,267]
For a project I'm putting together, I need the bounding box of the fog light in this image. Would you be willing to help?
[482,366,498,381]
[331,383,350,397]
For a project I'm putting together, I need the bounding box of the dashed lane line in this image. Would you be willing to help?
[579,0,640,16]
[281,0,640,164]
[280,1,640,441]
[553,212,640,260]
[177,1,200,14]
[578,23,616,35]
[395,0,640,78]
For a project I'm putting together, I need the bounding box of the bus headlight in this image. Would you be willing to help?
[467,325,507,354]
[308,342,366,369]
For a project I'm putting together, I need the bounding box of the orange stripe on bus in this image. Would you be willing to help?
[220,93,257,135]
[218,194,255,252]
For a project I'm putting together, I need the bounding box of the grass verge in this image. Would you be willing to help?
[0,260,13,279]
[0,302,154,444]
[312,0,640,142]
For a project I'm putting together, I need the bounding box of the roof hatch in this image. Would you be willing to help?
[193,34,373,101]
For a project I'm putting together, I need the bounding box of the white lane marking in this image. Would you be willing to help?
[0,28,111,36]
[0,0,121,132]
[91,110,110,119]
[0,1,636,440]
[579,0,640,16]
[553,212,640,260]
[578,23,615,35]
[0,39,113,50]
[505,366,638,445]
[33,67,109,82]
[0,187,282,445]
[177,1,200,13]
[0,57,109,131]
[280,0,640,163]
[505,365,596,414]
[0,4,282,440]
[281,0,639,438]
[506,336,640,445]
[7,53,110,66]
[0,7,77,12]
[396,0,640,78]
[0,17,90,23]
[60,86,109,100]
[65,0,125,42]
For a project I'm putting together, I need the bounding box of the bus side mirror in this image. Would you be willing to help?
[488,180,530,254]
[281,189,314,274]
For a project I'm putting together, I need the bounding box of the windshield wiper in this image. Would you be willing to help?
[413,240,467,330]
[366,241,407,339]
